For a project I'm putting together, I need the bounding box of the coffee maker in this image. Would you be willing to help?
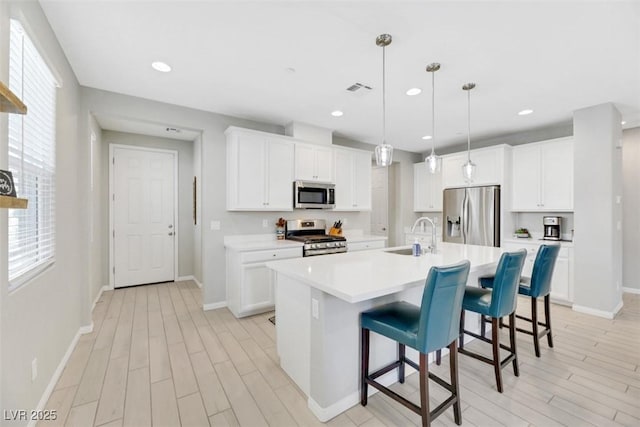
[543,216,561,240]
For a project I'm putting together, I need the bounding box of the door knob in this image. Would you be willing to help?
[168,232,174,236]
[168,225,173,229]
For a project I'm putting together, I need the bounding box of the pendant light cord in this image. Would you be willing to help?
[431,69,435,155]
[382,45,386,145]
[467,88,471,162]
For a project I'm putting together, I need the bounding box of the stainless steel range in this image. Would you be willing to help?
[285,219,347,257]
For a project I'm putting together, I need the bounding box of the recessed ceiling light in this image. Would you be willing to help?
[518,109,534,116]
[621,121,626,125]
[331,110,344,117]
[421,135,432,140]
[151,61,172,73]
[406,88,422,96]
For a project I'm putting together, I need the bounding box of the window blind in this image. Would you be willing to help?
[7,19,57,288]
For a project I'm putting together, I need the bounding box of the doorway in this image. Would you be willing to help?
[371,166,389,238]
[109,145,178,288]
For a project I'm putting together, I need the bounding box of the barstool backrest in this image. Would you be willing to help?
[529,245,561,298]
[488,250,527,318]
[417,260,471,354]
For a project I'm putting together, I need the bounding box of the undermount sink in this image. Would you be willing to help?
[385,248,415,255]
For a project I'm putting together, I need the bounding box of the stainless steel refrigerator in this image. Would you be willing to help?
[443,185,500,247]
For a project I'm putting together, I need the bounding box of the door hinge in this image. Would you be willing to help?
[113,266,115,275]
[113,230,115,238]
[112,194,115,201]
[112,157,115,165]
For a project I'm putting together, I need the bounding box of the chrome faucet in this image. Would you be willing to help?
[411,216,437,253]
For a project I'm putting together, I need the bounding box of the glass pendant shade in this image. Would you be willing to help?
[425,150,441,173]
[425,63,441,174]
[374,34,393,167]
[375,143,393,167]
[462,159,476,183]
[462,82,476,184]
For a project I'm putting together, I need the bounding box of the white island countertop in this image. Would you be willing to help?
[266,242,504,303]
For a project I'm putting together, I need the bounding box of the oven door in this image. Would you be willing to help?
[294,181,335,209]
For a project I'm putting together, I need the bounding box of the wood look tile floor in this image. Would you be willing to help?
[40,281,640,426]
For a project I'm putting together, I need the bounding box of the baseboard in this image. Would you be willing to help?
[193,277,203,288]
[623,287,640,295]
[308,367,418,422]
[91,285,109,311]
[572,302,622,319]
[177,275,194,282]
[203,301,227,311]
[29,323,94,427]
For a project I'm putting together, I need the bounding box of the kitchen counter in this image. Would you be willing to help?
[223,234,303,251]
[503,237,574,248]
[266,242,505,422]
[267,242,503,303]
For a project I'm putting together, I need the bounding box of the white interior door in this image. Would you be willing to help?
[112,146,175,288]
[371,166,388,236]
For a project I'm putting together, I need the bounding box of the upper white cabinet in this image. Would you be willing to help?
[334,147,372,211]
[226,127,294,211]
[441,145,507,189]
[295,143,334,182]
[413,162,443,212]
[511,137,573,211]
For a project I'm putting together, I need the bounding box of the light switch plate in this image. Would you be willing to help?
[210,220,221,231]
[262,219,269,228]
[311,298,319,319]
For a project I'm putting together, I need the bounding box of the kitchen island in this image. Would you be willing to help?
[266,242,505,421]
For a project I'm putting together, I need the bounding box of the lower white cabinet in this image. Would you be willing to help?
[226,246,302,317]
[503,241,572,303]
[347,239,386,252]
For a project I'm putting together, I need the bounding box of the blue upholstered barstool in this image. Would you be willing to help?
[458,250,526,393]
[360,261,471,426]
[480,245,560,357]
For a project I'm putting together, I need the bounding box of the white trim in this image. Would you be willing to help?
[308,368,417,422]
[623,287,640,295]
[109,144,179,288]
[193,277,203,288]
[177,275,202,288]
[28,323,93,427]
[203,301,227,311]
[91,285,109,311]
[572,302,623,319]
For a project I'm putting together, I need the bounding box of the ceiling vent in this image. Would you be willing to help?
[346,82,372,92]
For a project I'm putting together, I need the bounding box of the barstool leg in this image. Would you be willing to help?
[491,317,503,393]
[459,310,466,350]
[398,343,406,383]
[435,349,441,366]
[544,295,554,348]
[361,328,370,406]
[448,341,462,425]
[480,314,486,338]
[509,312,519,377]
[419,352,431,427]
[531,297,540,357]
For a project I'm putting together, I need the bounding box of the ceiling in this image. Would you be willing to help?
[40,1,640,153]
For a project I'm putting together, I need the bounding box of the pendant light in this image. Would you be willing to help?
[374,34,393,167]
[424,63,441,173]
[461,83,476,183]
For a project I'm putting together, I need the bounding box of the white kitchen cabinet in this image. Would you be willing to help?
[226,246,302,317]
[414,162,443,211]
[347,239,386,252]
[226,127,294,211]
[334,147,372,211]
[511,137,573,211]
[441,145,506,189]
[503,240,572,303]
[295,143,334,182]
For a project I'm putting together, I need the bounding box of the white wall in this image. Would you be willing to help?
[573,103,623,317]
[89,115,104,303]
[622,127,640,291]
[101,130,196,281]
[0,1,87,423]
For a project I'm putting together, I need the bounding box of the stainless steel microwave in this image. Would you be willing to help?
[293,181,335,209]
